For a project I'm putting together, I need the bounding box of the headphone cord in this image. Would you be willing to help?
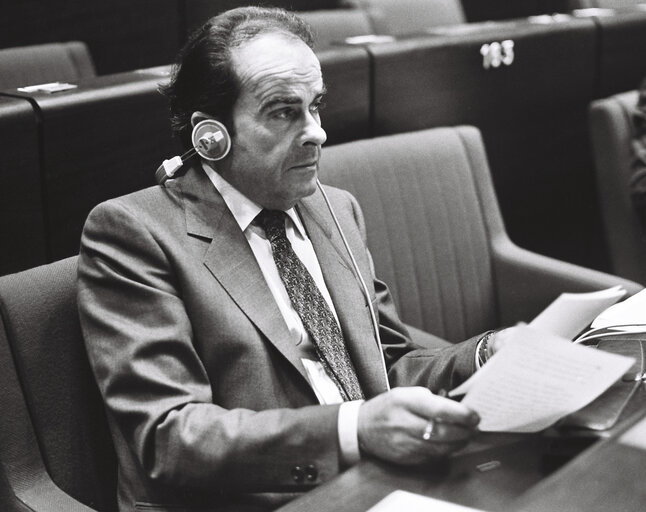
[316,179,390,391]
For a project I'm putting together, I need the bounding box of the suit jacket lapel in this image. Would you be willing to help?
[298,192,389,397]
[177,166,312,384]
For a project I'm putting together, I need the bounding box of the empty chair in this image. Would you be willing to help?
[589,90,646,284]
[365,16,608,271]
[320,126,642,342]
[0,41,95,90]
[571,5,646,98]
[0,96,46,276]
[343,0,466,35]
[0,256,117,512]
[567,0,646,9]
[9,66,175,263]
[298,9,374,50]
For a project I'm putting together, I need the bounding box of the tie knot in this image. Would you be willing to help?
[256,209,287,241]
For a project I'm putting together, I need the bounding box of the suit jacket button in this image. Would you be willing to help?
[305,464,318,482]
[291,466,305,483]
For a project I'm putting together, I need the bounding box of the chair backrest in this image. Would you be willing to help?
[320,126,499,342]
[298,9,374,50]
[344,0,466,35]
[8,66,175,263]
[0,256,117,511]
[366,17,608,271]
[589,90,646,285]
[0,96,47,276]
[0,42,95,90]
[567,0,646,8]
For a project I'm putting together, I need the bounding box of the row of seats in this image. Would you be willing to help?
[0,125,641,512]
[2,1,644,75]
[0,41,96,91]
[2,10,646,278]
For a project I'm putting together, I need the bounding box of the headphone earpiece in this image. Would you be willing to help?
[191,119,231,161]
[155,117,231,186]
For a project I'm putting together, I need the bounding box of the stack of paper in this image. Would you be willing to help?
[528,285,626,340]
[591,288,646,329]
[577,288,646,343]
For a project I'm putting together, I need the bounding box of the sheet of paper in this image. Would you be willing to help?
[529,285,626,339]
[367,490,485,512]
[449,326,634,432]
[591,288,646,329]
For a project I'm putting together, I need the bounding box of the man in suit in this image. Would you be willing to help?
[77,7,499,512]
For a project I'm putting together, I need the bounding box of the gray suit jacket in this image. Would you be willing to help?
[77,165,479,512]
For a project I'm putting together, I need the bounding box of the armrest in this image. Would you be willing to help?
[1,469,98,512]
[491,235,643,327]
[0,325,99,512]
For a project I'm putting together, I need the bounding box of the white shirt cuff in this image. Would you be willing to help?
[337,399,364,467]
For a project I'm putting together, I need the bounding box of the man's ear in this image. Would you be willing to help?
[191,111,212,127]
[189,111,232,161]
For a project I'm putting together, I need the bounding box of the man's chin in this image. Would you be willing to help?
[274,180,318,210]
[294,179,318,202]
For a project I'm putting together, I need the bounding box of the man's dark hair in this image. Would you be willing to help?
[160,6,314,148]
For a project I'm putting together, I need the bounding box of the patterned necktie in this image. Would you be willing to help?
[256,209,364,401]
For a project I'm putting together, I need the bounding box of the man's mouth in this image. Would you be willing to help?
[291,160,318,169]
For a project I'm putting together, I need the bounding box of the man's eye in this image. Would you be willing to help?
[311,101,326,113]
[273,108,296,120]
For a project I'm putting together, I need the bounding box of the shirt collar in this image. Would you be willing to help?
[201,161,307,238]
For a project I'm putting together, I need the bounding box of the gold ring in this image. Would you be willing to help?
[422,420,435,441]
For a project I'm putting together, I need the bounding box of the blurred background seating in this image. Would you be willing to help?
[1,0,646,284]
[0,256,117,512]
[0,42,95,90]
[589,90,646,283]
[343,0,466,35]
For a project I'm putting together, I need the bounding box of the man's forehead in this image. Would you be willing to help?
[232,32,324,104]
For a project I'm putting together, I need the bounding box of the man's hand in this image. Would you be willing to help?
[357,387,480,465]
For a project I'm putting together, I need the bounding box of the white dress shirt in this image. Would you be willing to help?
[202,163,362,465]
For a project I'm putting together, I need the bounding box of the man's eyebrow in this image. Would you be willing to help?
[318,84,328,99]
[260,96,301,113]
[259,86,328,114]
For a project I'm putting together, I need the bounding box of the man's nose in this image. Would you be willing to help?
[301,112,327,146]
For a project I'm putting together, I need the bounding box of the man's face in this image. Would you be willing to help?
[218,31,327,211]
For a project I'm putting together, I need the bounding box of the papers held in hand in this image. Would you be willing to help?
[449,325,634,432]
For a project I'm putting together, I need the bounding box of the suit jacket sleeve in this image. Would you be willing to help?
[77,198,341,494]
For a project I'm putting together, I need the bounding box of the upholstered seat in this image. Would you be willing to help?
[298,9,374,50]
[567,0,646,9]
[0,42,95,90]
[589,90,646,284]
[0,256,117,512]
[343,0,466,35]
[320,126,642,343]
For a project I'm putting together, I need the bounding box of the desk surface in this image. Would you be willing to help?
[510,407,646,512]
[277,342,646,512]
[277,433,556,512]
